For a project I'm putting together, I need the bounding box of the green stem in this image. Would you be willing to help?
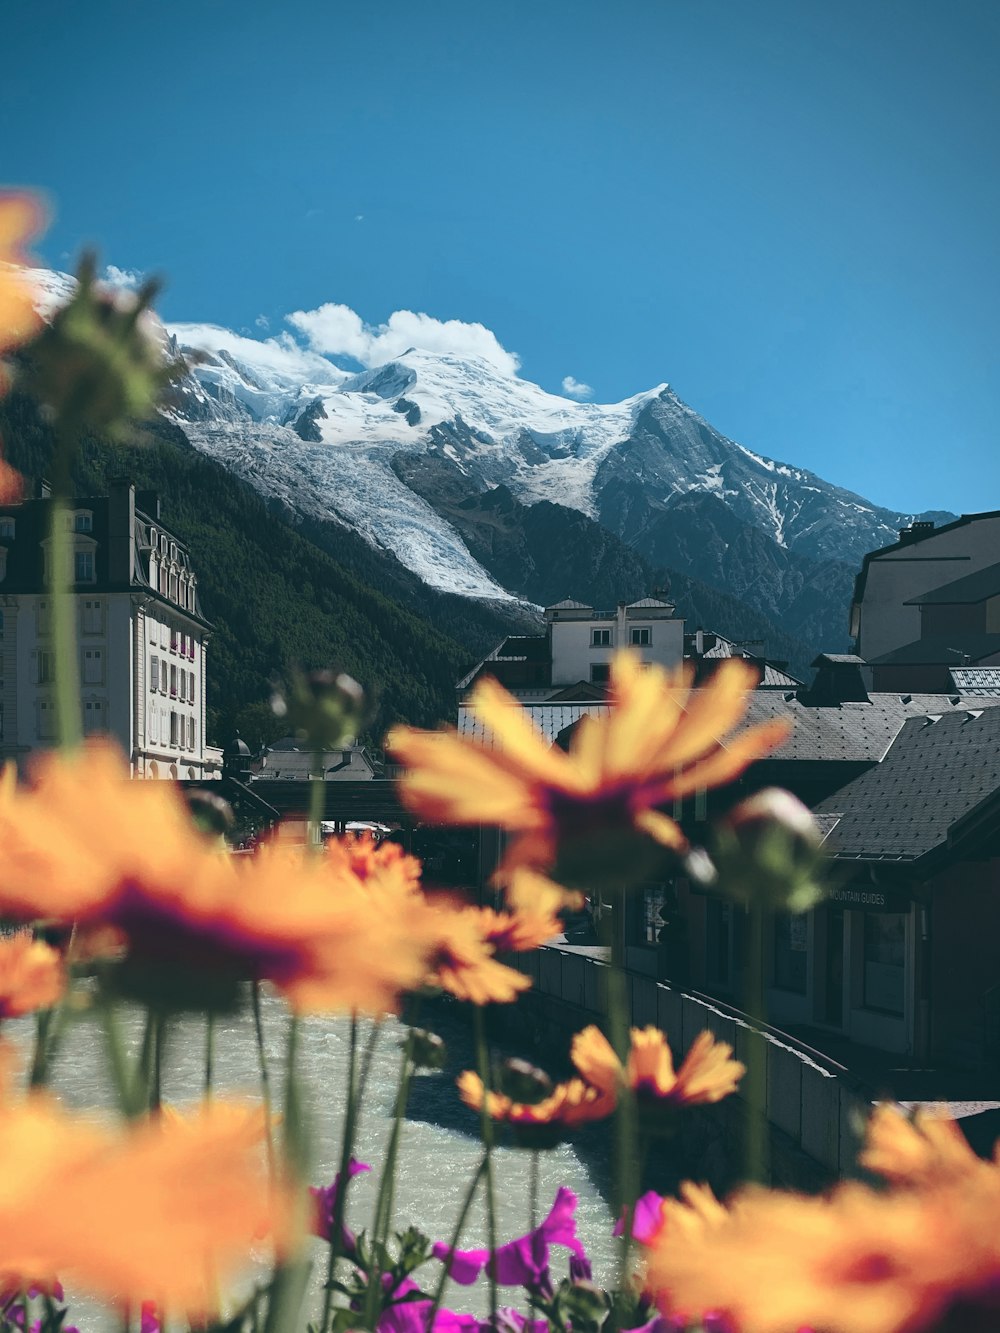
[426,1154,487,1331]
[282,1014,306,1179]
[252,980,277,1179]
[744,903,768,1184]
[320,1015,360,1333]
[606,957,638,1293]
[205,1011,215,1098]
[97,989,143,1120]
[364,1026,417,1329]
[473,1006,498,1330]
[28,978,74,1089]
[309,752,324,850]
[47,487,82,752]
[150,1010,166,1111]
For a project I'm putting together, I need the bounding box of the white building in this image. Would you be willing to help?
[259,736,378,781]
[0,479,212,778]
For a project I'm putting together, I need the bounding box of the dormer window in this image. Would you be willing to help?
[74,511,93,532]
[0,517,14,539]
[74,551,95,583]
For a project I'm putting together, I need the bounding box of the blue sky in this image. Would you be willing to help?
[4,0,999,515]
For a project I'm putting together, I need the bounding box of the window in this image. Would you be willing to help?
[591,628,612,646]
[150,711,159,744]
[170,629,178,653]
[159,623,167,649]
[0,610,4,638]
[187,670,195,702]
[590,663,611,685]
[82,599,102,634]
[82,649,103,685]
[37,700,54,739]
[36,651,54,685]
[150,655,159,692]
[188,716,195,750]
[188,636,196,661]
[37,601,50,636]
[169,573,178,602]
[74,550,94,582]
[631,627,651,646]
[170,664,177,698]
[773,913,808,994]
[0,550,6,582]
[74,512,93,532]
[863,912,906,1016]
[170,712,179,746]
[0,517,14,539]
[83,700,105,735]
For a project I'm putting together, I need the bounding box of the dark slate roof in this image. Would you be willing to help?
[905,561,1000,606]
[869,635,1000,666]
[458,689,1000,764]
[815,706,1000,862]
[949,667,1000,697]
[811,653,867,666]
[741,690,1000,764]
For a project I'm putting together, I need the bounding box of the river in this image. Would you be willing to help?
[8,988,619,1327]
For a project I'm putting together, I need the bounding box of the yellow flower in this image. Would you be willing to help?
[571,1024,745,1108]
[457,1070,613,1130]
[0,1092,288,1316]
[860,1102,983,1188]
[423,904,533,1005]
[0,193,45,361]
[0,745,431,1015]
[648,1175,1000,1333]
[388,653,790,880]
[0,933,63,1018]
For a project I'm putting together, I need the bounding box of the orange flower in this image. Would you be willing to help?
[0,1091,288,1315]
[648,1176,1000,1333]
[571,1024,744,1108]
[0,933,63,1018]
[860,1102,983,1188]
[0,744,431,1015]
[457,1070,613,1130]
[424,904,533,1004]
[0,193,45,360]
[388,653,790,880]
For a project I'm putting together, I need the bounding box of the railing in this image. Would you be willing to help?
[509,942,878,1178]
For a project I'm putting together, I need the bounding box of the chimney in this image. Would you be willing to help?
[136,489,161,521]
[898,520,935,546]
[108,479,135,585]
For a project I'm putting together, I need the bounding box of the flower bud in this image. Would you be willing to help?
[22,253,182,440]
[496,1058,554,1106]
[185,790,235,839]
[407,1028,447,1071]
[710,788,827,913]
[273,667,366,753]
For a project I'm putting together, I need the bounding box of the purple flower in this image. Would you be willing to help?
[614,1190,665,1246]
[569,1253,593,1283]
[376,1277,483,1333]
[432,1187,588,1292]
[140,1301,161,1333]
[310,1157,371,1257]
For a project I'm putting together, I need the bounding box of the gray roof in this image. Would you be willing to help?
[949,667,1000,698]
[627,597,674,609]
[816,706,1000,862]
[812,653,867,666]
[458,690,1000,764]
[905,561,1000,606]
[459,702,608,747]
[546,599,592,610]
[869,635,1000,666]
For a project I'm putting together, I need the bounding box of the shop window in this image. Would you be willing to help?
[863,912,906,1016]
[773,912,807,994]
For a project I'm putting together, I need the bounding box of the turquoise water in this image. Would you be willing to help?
[9,989,618,1326]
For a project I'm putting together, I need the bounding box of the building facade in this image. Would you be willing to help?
[0,480,212,778]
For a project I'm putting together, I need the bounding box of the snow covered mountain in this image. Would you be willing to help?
[20,269,954,637]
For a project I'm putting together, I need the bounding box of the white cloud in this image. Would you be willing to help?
[255,314,270,330]
[561,375,593,400]
[286,302,521,377]
[165,322,347,388]
[354,214,364,222]
[102,264,144,291]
